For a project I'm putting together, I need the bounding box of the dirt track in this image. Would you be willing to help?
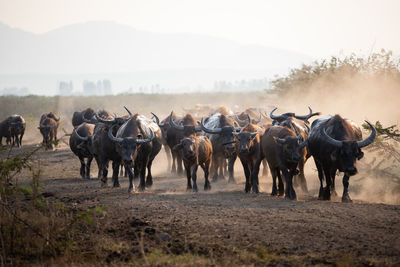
[4,139,400,266]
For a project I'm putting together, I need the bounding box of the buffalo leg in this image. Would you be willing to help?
[241,159,251,193]
[342,174,352,203]
[127,164,135,192]
[270,166,278,196]
[79,156,86,179]
[164,145,171,171]
[228,154,237,183]
[282,169,296,200]
[133,160,139,180]
[85,156,93,179]
[276,169,285,196]
[322,166,333,200]
[202,162,211,191]
[145,158,154,187]
[314,159,325,200]
[119,164,124,177]
[218,157,225,180]
[177,154,184,175]
[297,159,308,193]
[251,157,263,194]
[262,159,268,177]
[330,169,338,197]
[171,150,177,173]
[19,132,24,147]
[191,164,199,192]
[211,155,219,182]
[184,162,192,190]
[112,161,120,187]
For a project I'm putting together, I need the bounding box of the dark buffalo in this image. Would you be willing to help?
[108,109,162,192]
[308,115,376,202]
[39,113,60,149]
[232,120,263,192]
[72,107,96,127]
[269,107,320,193]
[201,113,241,182]
[159,112,202,175]
[251,125,308,199]
[6,115,26,147]
[90,108,133,186]
[173,135,213,192]
[70,122,95,179]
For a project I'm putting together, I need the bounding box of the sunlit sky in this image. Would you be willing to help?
[1,0,399,58]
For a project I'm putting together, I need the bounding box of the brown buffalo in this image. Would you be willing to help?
[174,136,213,192]
[251,125,308,199]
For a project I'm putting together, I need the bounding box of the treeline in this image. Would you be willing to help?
[270,49,400,95]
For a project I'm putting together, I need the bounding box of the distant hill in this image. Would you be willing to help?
[0,21,312,74]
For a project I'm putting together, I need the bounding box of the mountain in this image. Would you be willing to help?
[0,21,312,74]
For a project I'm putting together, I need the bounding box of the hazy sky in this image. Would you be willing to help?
[0,0,399,58]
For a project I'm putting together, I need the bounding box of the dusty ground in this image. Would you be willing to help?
[3,136,400,266]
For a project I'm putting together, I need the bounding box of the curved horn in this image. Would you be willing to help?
[357,121,376,148]
[200,118,222,134]
[235,114,248,124]
[151,112,160,125]
[169,111,184,131]
[108,124,124,143]
[54,115,60,122]
[136,128,154,144]
[124,106,133,118]
[270,107,286,122]
[252,112,262,124]
[73,128,89,141]
[322,128,343,148]
[95,113,116,124]
[294,107,321,121]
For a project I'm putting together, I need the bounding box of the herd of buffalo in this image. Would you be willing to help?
[0,105,376,202]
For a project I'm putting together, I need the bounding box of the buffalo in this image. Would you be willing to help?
[72,107,96,127]
[200,113,241,182]
[308,115,376,202]
[70,122,95,179]
[173,135,213,192]
[232,117,263,192]
[39,113,60,149]
[108,108,162,192]
[269,107,320,193]
[1,115,26,147]
[251,125,308,199]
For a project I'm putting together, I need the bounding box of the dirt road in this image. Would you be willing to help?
[3,141,400,266]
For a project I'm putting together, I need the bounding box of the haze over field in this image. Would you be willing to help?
[0,0,399,95]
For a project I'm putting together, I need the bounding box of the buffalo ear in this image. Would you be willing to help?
[357,150,364,160]
[274,137,286,145]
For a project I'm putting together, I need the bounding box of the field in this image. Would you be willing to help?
[1,92,400,266]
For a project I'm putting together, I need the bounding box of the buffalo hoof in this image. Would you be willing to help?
[192,186,198,193]
[285,195,297,201]
[186,185,192,191]
[278,190,284,197]
[128,187,135,193]
[146,180,153,188]
[204,183,211,191]
[252,186,259,194]
[323,187,331,200]
[100,181,107,187]
[331,190,338,197]
[342,194,353,203]
[137,185,146,192]
[113,182,120,188]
